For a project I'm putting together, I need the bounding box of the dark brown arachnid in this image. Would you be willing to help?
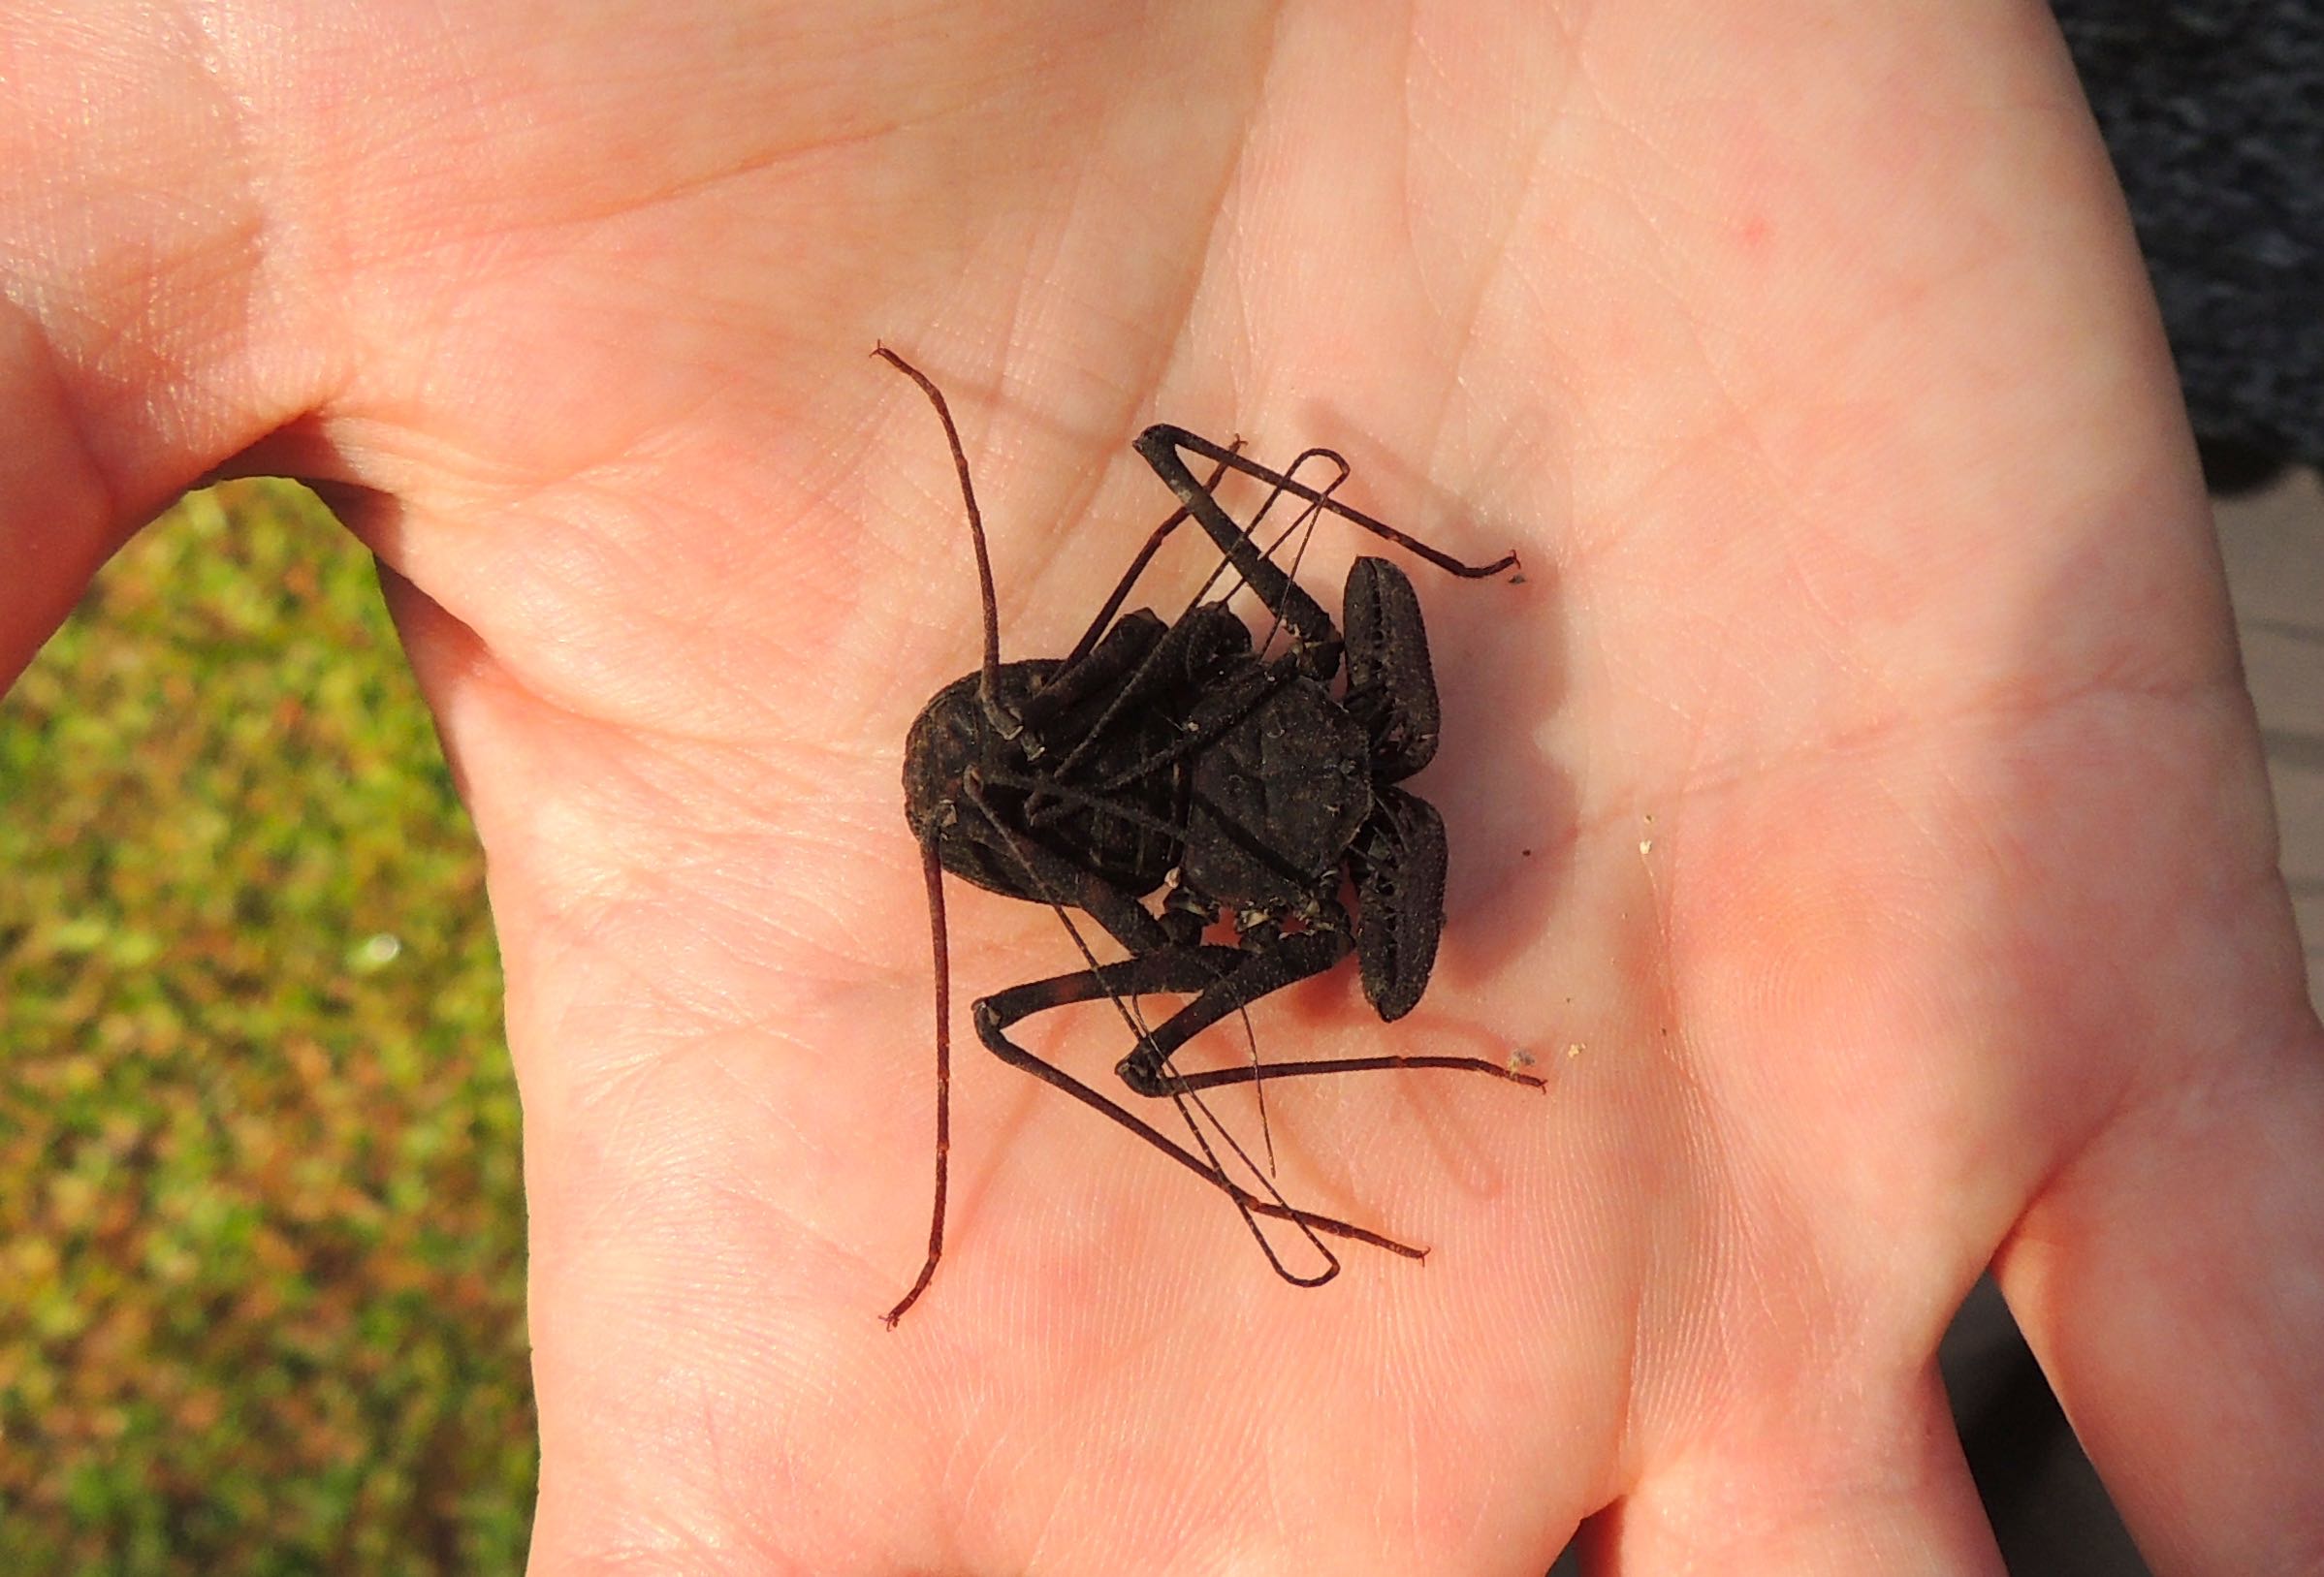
[877,346,1537,1325]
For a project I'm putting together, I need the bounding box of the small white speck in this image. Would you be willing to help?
[356,933,402,967]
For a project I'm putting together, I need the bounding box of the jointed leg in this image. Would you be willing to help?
[972,953,1426,1267]
[1161,1052,1545,1094]
[1053,447,1243,675]
[1099,925,1545,1098]
[1037,446,1352,782]
[1130,424,1518,682]
[1132,427,1347,668]
[1108,928,1353,1094]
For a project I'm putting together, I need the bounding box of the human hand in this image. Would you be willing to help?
[6,3,2317,1571]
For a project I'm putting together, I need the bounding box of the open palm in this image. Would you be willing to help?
[10,4,2319,1572]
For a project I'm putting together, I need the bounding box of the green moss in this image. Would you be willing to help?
[1,481,532,1574]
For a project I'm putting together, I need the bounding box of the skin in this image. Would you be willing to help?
[5,2,2320,1572]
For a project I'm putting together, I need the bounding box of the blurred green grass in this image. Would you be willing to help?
[1,482,532,1574]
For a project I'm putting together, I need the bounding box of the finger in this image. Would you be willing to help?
[0,300,131,689]
[1593,1372,2002,1575]
[2,21,339,692]
[1995,1016,2324,1573]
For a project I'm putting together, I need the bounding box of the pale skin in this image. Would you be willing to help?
[5,2,2320,1571]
